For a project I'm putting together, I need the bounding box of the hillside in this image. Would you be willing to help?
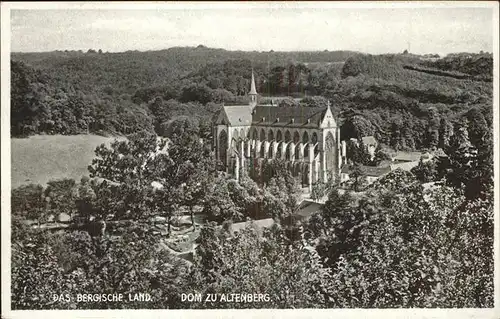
[10,47,357,138]
[10,47,493,153]
[12,47,358,96]
[333,53,493,150]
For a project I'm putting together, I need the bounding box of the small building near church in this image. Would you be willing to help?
[340,164,391,185]
[361,136,378,160]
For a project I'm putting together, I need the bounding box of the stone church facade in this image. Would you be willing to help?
[213,71,343,191]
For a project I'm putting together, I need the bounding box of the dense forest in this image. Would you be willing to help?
[10,48,353,137]
[10,46,494,309]
[11,47,493,153]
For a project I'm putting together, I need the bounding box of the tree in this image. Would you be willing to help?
[210,88,234,103]
[163,116,200,139]
[44,178,78,221]
[10,61,47,136]
[390,120,403,151]
[444,117,492,200]
[88,131,167,223]
[350,163,366,192]
[341,56,363,78]
[169,125,218,230]
[346,139,374,165]
[263,175,300,221]
[311,181,326,201]
[307,189,354,238]
[12,225,190,309]
[400,118,416,150]
[340,114,375,140]
[189,222,333,309]
[438,118,452,149]
[466,108,492,160]
[424,108,439,149]
[11,184,48,227]
[75,176,96,223]
[180,83,213,104]
[307,172,493,307]
[300,96,329,108]
[411,158,437,183]
[277,97,299,108]
[371,144,392,166]
[268,66,287,95]
[227,175,266,220]
[369,168,417,192]
[356,139,372,165]
[12,230,72,309]
[259,160,302,221]
[202,176,242,223]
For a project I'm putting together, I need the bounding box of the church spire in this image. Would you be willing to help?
[249,69,258,109]
[249,69,257,95]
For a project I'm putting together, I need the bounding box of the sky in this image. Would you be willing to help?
[9,4,495,55]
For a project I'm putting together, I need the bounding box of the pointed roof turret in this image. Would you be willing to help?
[249,69,257,95]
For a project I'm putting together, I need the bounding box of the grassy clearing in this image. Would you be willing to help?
[11,134,123,189]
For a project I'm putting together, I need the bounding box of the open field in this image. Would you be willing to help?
[11,134,123,189]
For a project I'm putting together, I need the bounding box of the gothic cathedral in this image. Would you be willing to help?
[213,70,342,191]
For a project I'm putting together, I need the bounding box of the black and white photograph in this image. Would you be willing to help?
[1,2,499,318]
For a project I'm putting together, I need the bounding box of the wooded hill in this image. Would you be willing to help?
[11,46,493,152]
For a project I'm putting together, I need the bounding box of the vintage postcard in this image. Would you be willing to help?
[1,1,499,319]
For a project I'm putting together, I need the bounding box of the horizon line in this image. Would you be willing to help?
[10,45,490,56]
